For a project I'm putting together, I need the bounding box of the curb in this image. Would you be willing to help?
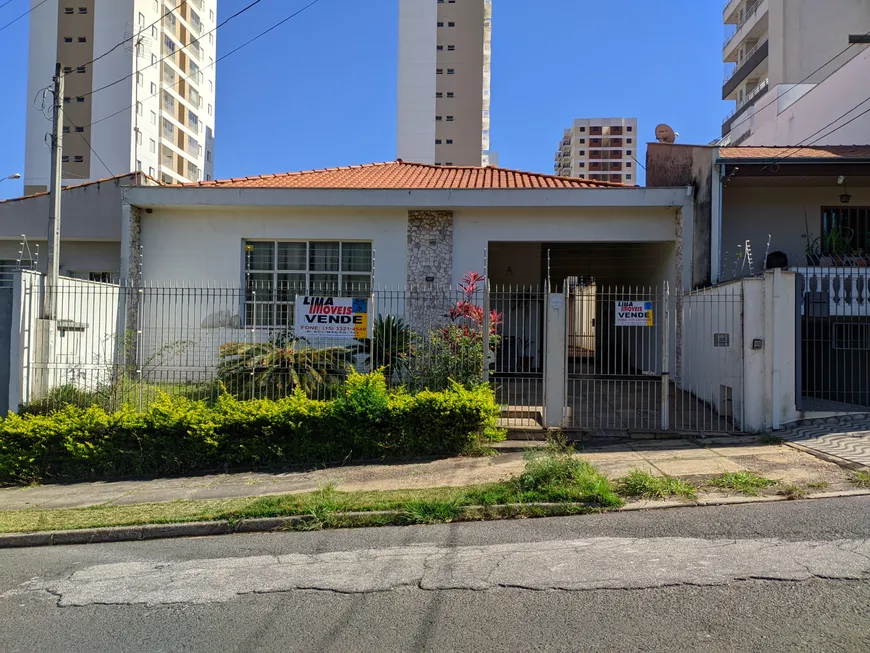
[3,490,870,549]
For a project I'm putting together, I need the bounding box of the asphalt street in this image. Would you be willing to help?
[1,497,869,652]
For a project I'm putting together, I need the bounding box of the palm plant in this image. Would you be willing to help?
[217,334,352,400]
[354,314,415,385]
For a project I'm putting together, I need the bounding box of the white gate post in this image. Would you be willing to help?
[543,289,567,429]
[661,282,670,431]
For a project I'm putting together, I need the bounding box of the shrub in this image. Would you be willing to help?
[0,372,503,486]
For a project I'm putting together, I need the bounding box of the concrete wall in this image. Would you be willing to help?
[646,143,715,288]
[0,288,11,414]
[745,47,870,147]
[10,271,121,408]
[680,280,747,428]
[0,241,121,279]
[768,0,870,87]
[721,185,870,279]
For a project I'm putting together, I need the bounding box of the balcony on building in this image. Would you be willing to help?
[722,0,769,62]
[721,76,769,136]
[723,35,768,100]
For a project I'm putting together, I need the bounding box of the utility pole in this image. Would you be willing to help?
[43,62,63,320]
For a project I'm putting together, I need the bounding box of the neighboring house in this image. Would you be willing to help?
[0,172,160,286]
[648,142,870,416]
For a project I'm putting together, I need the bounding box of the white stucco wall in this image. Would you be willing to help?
[397,0,437,164]
[454,206,679,287]
[24,0,60,190]
[746,47,870,147]
[139,206,410,285]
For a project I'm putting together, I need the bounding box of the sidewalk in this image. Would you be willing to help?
[0,437,860,511]
[779,415,870,467]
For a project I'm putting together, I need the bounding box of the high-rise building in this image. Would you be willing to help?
[24,0,217,195]
[397,0,492,167]
[554,118,638,185]
[721,0,870,145]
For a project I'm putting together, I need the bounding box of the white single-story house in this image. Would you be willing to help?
[122,160,695,293]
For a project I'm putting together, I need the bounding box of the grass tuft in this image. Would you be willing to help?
[851,471,870,488]
[709,471,778,496]
[617,469,697,500]
[777,483,807,500]
[513,449,622,508]
[758,434,784,445]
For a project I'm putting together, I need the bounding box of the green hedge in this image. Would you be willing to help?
[0,372,503,486]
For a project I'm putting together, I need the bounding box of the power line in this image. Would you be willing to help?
[0,0,48,33]
[74,2,185,71]
[758,95,870,170]
[82,0,323,130]
[722,28,870,141]
[82,0,268,100]
[66,117,116,178]
[0,0,18,13]
[630,154,646,171]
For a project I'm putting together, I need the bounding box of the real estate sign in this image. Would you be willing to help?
[294,297,370,338]
[615,301,653,327]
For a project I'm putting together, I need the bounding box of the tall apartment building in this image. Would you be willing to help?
[554,118,638,185]
[24,0,217,195]
[721,0,870,144]
[397,0,492,167]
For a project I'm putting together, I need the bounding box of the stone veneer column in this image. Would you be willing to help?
[406,210,454,332]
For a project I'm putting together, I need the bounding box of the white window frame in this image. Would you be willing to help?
[243,240,373,328]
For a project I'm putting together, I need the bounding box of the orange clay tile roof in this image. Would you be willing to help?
[719,145,870,160]
[0,172,161,204]
[187,160,625,190]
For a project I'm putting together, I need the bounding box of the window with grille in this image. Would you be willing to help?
[821,207,870,255]
[243,241,373,327]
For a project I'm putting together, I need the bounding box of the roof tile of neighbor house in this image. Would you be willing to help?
[187,161,625,190]
[0,172,161,205]
[719,145,870,160]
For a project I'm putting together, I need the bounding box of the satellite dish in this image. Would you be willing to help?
[655,124,677,144]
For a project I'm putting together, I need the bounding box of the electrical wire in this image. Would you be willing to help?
[0,0,18,13]
[722,27,870,141]
[758,94,870,170]
[0,0,48,33]
[82,0,269,100]
[65,116,116,178]
[74,2,185,71]
[81,0,323,131]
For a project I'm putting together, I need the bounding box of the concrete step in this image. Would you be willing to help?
[496,417,543,430]
[500,405,543,419]
[490,439,550,453]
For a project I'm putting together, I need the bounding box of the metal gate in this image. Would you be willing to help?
[491,285,546,428]
[564,281,669,431]
[796,268,870,411]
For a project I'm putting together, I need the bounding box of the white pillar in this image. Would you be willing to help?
[543,291,567,429]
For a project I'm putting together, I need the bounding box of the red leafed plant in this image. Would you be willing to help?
[444,272,502,341]
[425,272,502,389]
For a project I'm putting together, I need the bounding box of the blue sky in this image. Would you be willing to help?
[0,0,728,199]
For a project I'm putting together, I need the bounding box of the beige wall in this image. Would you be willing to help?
[722,185,870,276]
[56,1,96,180]
[434,0,485,166]
[768,0,870,85]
